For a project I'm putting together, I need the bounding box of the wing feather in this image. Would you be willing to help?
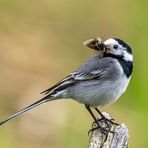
[41,69,104,95]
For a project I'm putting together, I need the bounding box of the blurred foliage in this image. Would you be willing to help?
[0,0,147,147]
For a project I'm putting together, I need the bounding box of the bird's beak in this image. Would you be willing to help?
[98,43,112,53]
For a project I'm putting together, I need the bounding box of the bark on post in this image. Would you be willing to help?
[88,112,129,148]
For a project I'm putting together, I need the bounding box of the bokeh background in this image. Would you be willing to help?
[0,0,147,147]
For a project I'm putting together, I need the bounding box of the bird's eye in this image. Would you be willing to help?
[113,45,118,49]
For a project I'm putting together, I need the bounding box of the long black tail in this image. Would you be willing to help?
[0,95,54,126]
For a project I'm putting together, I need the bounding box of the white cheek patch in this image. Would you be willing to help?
[113,49,133,62]
[123,50,133,61]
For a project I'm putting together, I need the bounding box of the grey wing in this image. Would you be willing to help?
[75,55,118,80]
[41,55,118,96]
[40,74,76,95]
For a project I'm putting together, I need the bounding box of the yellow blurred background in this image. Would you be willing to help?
[0,0,147,147]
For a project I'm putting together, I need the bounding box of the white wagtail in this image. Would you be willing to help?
[0,37,133,132]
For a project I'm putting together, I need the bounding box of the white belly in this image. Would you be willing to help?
[72,76,130,107]
[95,76,131,106]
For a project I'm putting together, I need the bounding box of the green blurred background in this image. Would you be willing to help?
[0,0,147,147]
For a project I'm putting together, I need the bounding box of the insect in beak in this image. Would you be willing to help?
[83,38,102,50]
[99,44,112,53]
[97,43,107,52]
[83,37,111,53]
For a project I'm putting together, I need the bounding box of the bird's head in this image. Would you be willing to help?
[83,37,133,62]
[101,38,133,62]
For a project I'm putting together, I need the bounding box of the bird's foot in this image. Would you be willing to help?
[88,121,117,135]
[94,114,119,126]
[89,116,119,135]
[102,117,119,126]
[94,108,119,126]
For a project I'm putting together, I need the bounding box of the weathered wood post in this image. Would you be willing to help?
[88,112,129,148]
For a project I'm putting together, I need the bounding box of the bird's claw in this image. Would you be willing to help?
[89,117,119,135]
[88,124,117,135]
[96,116,119,126]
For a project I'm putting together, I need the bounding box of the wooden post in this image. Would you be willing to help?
[88,112,129,148]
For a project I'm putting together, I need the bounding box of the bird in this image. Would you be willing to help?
[0,37,133,132]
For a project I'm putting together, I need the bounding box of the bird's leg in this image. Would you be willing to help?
[85,105,110,134]
[95,108,119,126]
